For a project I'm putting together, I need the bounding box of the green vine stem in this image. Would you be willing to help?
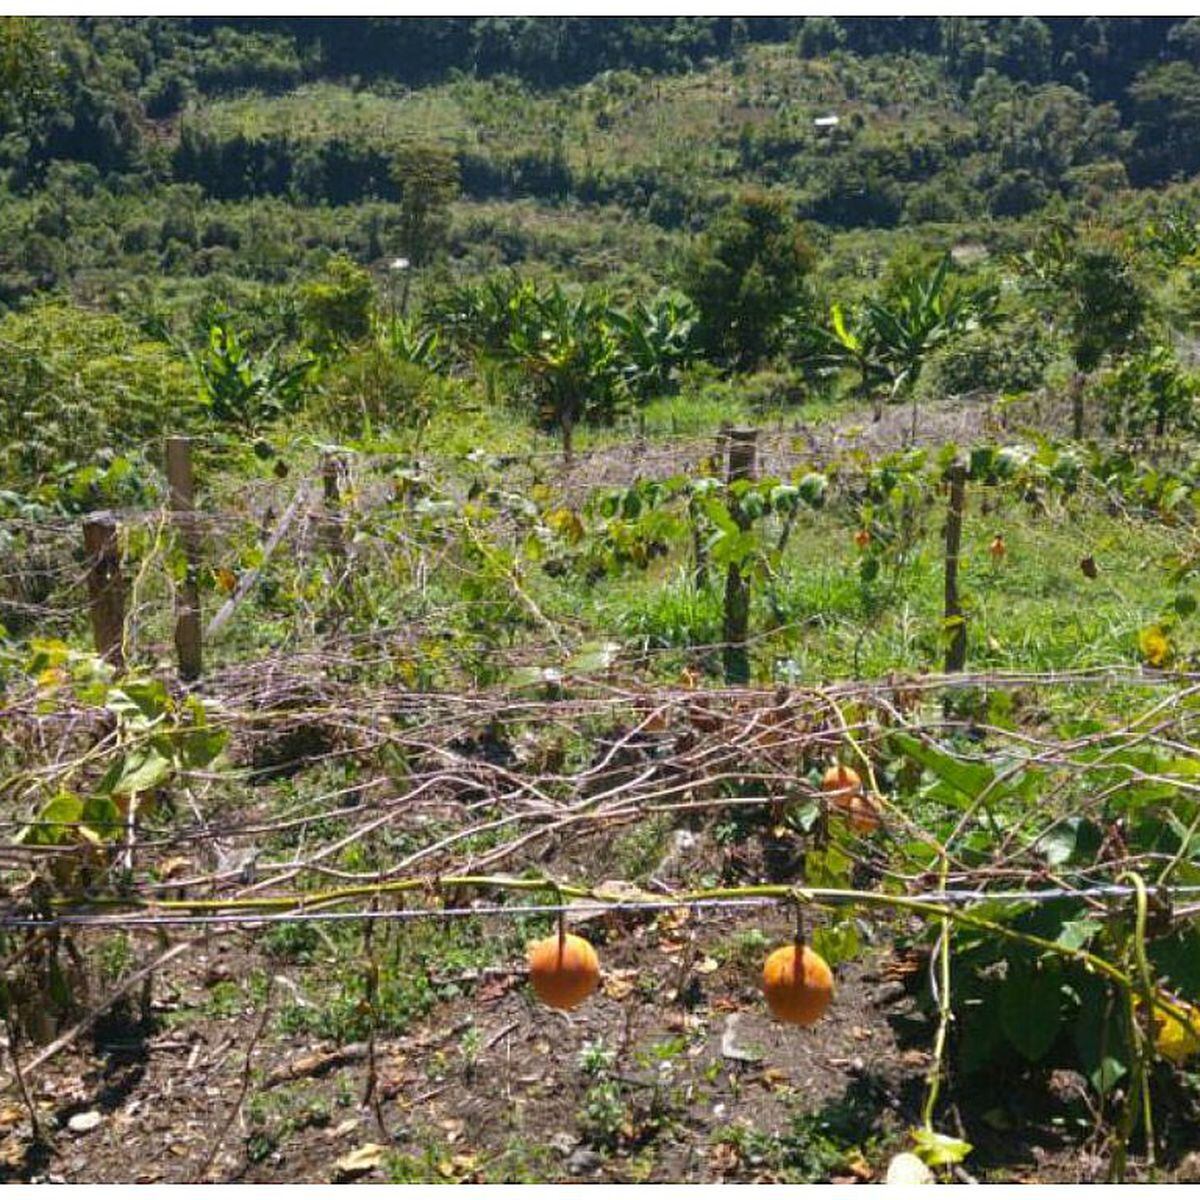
[1111,871,1157,1180]
[921,853,953,1140]
[50,875,1138,993]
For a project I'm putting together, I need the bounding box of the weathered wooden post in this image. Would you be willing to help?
[943,461,968,675]
[321,453,346,555]
[722,427,759,686]
[166,437,202,682]
[715,420,731,476]
[83,513,125,669]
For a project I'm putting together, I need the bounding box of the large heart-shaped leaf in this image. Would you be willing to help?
[1000,962,1063,1063]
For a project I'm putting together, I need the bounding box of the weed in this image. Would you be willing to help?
[94,933,134,984]
[579,1079,628,1151]
[579,1038,617,1076]
[612,814,673,882]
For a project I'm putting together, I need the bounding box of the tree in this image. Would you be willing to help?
[1099,343,1195,439]
[1065,239,1147,380]
[680,188,814,369]
[391,142,460,270]
[1129,61,1200,184]
[1016,225,1147,437]
[989,17,1052,83]
[0,16,59,130]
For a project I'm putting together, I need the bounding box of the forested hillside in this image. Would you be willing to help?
[2,17,1200,302]
[8,17,1200,1187]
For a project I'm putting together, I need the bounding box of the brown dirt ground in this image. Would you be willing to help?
[2,893,1189,1184]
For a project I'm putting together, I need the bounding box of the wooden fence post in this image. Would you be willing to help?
[715,421,731,476]
[83,513,125,669]
[166,437,202,682]
[943,462,968,675]
[722,427,759,686]
[321,453,346,559]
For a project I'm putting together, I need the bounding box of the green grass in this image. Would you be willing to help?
[580,490,1187,686]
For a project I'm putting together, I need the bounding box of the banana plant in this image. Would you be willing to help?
[188,322,312,433]
[794,301,891,420]
[434,272,536,360]
[865,254,999,441]
[501,283,624,463]
[609,288,697,399]
[387,316,445,372]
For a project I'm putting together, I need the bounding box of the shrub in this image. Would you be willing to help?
[0,302,193,486]
[313,346,441,441]
[922,314,1057,398]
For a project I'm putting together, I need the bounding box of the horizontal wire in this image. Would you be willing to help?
[2,882,1195,931]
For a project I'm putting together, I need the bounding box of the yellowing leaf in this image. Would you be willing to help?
[334,1143,385,1179]
[1139,624,1172,668]
[603,968,639,1000]
[215,567,237,594]
[159,856,191,880]
[36,666,68,690]
[545,507,584,544]
[910,1127,972,1167]
[1149,995,1200,1064]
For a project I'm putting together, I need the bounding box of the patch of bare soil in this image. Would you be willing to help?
[0,909,925,1184]
[3,896,1184,1184]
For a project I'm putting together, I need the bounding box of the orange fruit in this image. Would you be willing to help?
[989,534,1007,561]
[821,763,862,801]
[854,528,871,550]
[762,942,834,1026]
[846,792,881,834]
[527,932,601,1011]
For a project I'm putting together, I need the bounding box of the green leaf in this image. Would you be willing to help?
[107,747,171,796]
[1150,927,1200,1000]
[957,986,1005,1075]
[80,793,123,841]
[890,732,998,806]
[1073,999,1128,1095]
[811,919,860,967]
[700,495,738,536]
[797,472,828,507]
[1055,919,1102,952]
[1000,962,1063,1062]
[174,725,228,771]
[910,1127,972,1167]
[1034,817,1102,867]
[709,529,758,569]
[786,800,821,834]
[804,845,853,889]
[18,791,83,846]
[106,678,170,726]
